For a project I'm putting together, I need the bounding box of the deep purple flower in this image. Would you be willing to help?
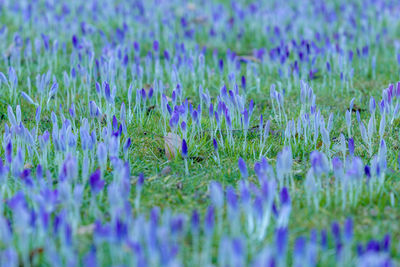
[209,103,214,118]
[169,112,179,130]
[170,215,184,234]
[294,236,306,257]
[124,138,131,151]
[280,187,290,206]
[226,186,238,210]
[133,41,140,52]
[382,234,390,252]
[36,164,43,180]
[331,221,341,242]
[275,227,288,258]
[219,59,224,72]
[241,76,246,90]
[181,121,187,133]
[204,205,214,235]
[89,169,104,195]
[7,191,26,210]
[115,218,128,241]
[321,230,328,249]
[164,50,170,61]
[182,139,188,158]
[72,35,79,49]
[112,115,118,132]
[137,173,145,188]
[84,247,97,267]
[364,165,371,178]
[344,217,353,241]
[141,88,146,101]
[6,141,12,164]
[348,138,355,156]
[191,209,200,231]
[213,138,218,152]
[366,240,380,252]
[242,108,249,128]
[69,103,76,118]
[238,157,248,178]
[153,40,159,52]
[232,238,243,258]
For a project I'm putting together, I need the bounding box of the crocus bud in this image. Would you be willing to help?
[213,138,218,152]
[348,138,355,156]
[238,157,248,178]
[89,169,104,195]
[275,227,288,258]
[182,139,188,158]
[344,217,353,241]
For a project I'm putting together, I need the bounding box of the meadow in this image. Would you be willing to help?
[0,0,399,266]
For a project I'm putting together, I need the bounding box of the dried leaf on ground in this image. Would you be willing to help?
[164,132,182,160]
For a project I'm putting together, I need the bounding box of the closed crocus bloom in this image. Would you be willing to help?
[369,97,376,114]
[181,139,188,158]
[89,169,104,195]
[204,205,215,235]
[226,186,238,210]
[275,227,288,258]
[137,173,145,189]
[331,221,341,243]
[213,138,218,152]
[280,187,290,206]
[344,217,353,241]
[191,209,200,232]
[348,138,355,156]
[238,157,248,178]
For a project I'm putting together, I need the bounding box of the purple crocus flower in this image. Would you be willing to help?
[182,139,188,158]
[364,165,371,178]
[331,221,341,242]
[280,187,290,206]
[321,229,328,250]
[344,217,353,241]
[348,138,355,156]
[238,157,248,178]
[72,35,79,49]
[124,138,131,152]
[89,169,104,195]
[69,103,76,118]
[179,121,186,134]
[153,40,159,52]
[294,236,306,257]
[204,205,215,235]
[219,59,224,72]
[275,227,288,258]
[226,186,238,210]
[164,50,170,61]
[137,173,145,189]
[365,240,380,252]
[209,103,214,118]
[241,75,246,91]
[6,141,12,164]
[169,112,180,130]
[213,138,218,152]
[84,247,97,267]
[191,209,200,232]
[382,234,391,252]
